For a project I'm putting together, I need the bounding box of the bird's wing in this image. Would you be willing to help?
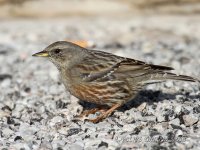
[113,58,173,78]
[114,58,198,83]
[72,50,174,82]
[73,50,123,82]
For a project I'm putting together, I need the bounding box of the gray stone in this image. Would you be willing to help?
[142,116,157,122]
[49,116,64,126]
[183,114,198,126]
[175,129,183,137]
[19,123,39,141]
[70,143,84,150]
[0,110,11,118]
[122,124,137,132]
[165,81,174,88]
[2,128,14,137]
[40,140,53,149]
[169,118,180,126]
[174,105,182,115]
[156,115,166,123]
[137,102,147,112]
[153,124,165,133]
[1,78,11,88]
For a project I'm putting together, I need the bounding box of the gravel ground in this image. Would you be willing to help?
[0,16,200,149]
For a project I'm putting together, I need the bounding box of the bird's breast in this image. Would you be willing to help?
[70,81,132,106]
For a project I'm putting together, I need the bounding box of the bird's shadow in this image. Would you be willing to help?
[79,90,200,112]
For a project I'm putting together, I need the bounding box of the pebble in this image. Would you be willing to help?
[174,105,182,115]
[2,128,14,137]
[182,114,198,126]
[1,78,11,88]
[137,102,147,112]
[169,118,180,126]
[40,140,53,149]
[70,143,84,150]
[49,116,64,127]
[153,124,165,133]
[52,140,66,149]
[156,114,166,123]
[164,81,174,88]
[0,110,11,118]
[84,139,102,148]
[11,104,26,118]
[122,124,137,132]
[175,129,183,137]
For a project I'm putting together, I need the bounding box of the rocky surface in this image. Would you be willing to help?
[0,16,200,149]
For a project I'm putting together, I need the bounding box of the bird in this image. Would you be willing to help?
[32,41,199,123]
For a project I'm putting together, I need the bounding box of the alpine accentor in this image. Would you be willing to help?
[33,41,199,123]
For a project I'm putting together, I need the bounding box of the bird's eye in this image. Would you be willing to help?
[54,49,61,54]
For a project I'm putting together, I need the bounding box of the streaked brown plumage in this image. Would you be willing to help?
[33,41,199,123]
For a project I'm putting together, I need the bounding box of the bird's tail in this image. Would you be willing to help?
[156,72,198,82]
[136,71,199,84]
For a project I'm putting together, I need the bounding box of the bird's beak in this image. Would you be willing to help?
[32,51,49,57]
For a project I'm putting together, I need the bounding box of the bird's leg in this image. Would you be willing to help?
[78,106,107,118]
[87,103,121,123]
[79,108,101,117]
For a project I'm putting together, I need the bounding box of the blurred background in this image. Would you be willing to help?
[1,0,200,17]
[0,0,200,150]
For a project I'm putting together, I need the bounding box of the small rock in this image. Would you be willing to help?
[49,85,59,95]
[58,127,68,135]
[153,124,165,133]
[176,143,186,150]
[174,105,182,115]
[164,109,175,121]
[175,129,183,137]
[122,124,137,132]
[12,103,27,118]
[3,100,14,110]
[169,118,180,126]
[0,110,11,118]
[19,123,39,141]
[2,128,14,137]
[132,111,143,121]
[156,115,165,123]
[11,143,30,150]
[70,143,83,150]
[67,128,82,137]
[143,116,157,122]
[164,81,174,88]
[98,141,108,148]
[14,136,23,141]
[52,140,66,149]
[149,128,161,137]
[49,116,64,127]
[183,114,198,126]
[84,139,101,148]
[1,78,11,88]
[137,102,147,112]
[40,140,53,149]
[161,122,169,129]
[193,105,200,114]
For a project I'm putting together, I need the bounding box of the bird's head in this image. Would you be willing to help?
[32,41,86,69]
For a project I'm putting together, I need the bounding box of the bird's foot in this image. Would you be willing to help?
[78,108,106,118]
[86,103,121,123]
